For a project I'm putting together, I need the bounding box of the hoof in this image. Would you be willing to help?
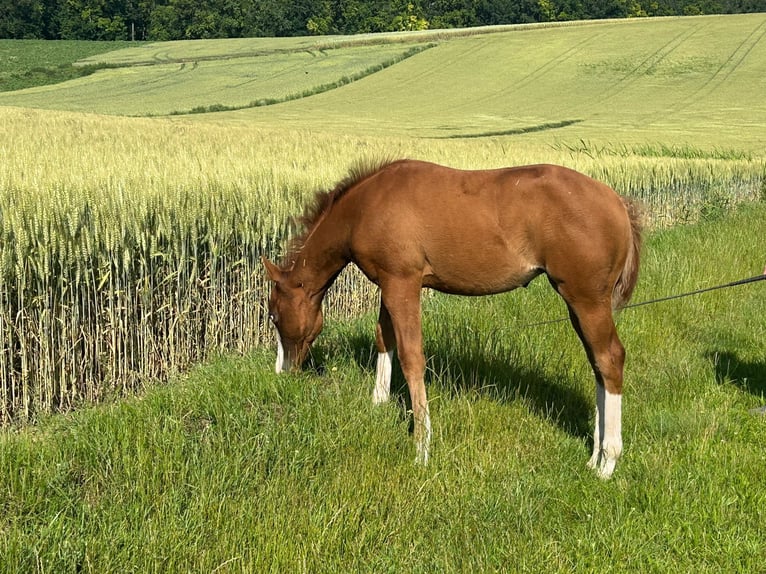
[372,391,389,406]
[596,458,617,480]
[587,451,617,479]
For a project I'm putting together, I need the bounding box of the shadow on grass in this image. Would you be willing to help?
[425,341,592,440]
[312,329,593,441]
[707,350,766,405]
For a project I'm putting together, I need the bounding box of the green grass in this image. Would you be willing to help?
[0,14,764,422]
[218,13,766,149]
[2,203,765,572]
[0,40,137,92]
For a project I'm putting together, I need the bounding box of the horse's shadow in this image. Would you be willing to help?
[706,350,766,401]
[314,331,592,441]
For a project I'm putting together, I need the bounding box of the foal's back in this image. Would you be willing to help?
[343,160,633,297]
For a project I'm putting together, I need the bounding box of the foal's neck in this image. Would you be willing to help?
[289,210,349,297]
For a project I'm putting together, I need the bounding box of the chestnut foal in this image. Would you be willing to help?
[263,159,641,478]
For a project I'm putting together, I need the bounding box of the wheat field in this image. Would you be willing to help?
[1,106,762,422]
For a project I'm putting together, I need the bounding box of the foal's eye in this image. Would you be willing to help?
[269,313,278,324]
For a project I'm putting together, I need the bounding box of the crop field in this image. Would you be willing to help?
[228,14,766,146]
[0,14,765,572]
[2,15,765,145]
[0,43,431,116]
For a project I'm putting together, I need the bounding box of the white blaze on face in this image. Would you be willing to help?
[275,332,285,374]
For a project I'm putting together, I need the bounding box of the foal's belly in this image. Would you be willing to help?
[421,258,544,296]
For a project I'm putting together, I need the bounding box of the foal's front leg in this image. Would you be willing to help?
[380,281,431,465]
[373,300,395,405]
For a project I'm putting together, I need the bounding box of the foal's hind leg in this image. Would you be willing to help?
[373,299,395,405]
[566,302,626,479]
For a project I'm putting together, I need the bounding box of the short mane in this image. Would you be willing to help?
[280,158,402,269]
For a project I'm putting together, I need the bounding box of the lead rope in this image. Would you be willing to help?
[524,273,766,328]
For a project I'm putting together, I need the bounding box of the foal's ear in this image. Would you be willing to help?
[262,256,284,283]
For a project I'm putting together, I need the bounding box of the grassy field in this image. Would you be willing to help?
[0,14,765,571]
[0,43,432,116]
[0,40,137,92]
[231,13,766,145]
[1,15,765,148]
[1,204,764,572]
[0,104,762,423]
[0,14,763,417]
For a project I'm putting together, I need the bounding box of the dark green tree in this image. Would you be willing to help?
[424,0,479,28]
[584,0,630,17]
[390,0,429,30]
[2,0,766,40]
[58,0,129,40]
[0,0,47,38]
[476,0,543,23]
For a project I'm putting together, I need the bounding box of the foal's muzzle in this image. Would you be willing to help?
[274,334,308,373]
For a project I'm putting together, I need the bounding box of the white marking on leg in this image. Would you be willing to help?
[415,406,431,466]
[275,333,285,374]
[598,390,623,479]
[587,382,623,479]
[587,382,604,470]
[373,350,393,405]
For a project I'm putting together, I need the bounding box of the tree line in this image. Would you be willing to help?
[2,0,765,41]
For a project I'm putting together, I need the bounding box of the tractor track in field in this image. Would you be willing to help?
[664,17,766,115]
[574,21,708,119]
[443,32,603,120]
[104,43,391,69]
[388,39,486,91]
[505,32,605,95]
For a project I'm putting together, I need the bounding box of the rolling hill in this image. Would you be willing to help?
[1,14,765,149]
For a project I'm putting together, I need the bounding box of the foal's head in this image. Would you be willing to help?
[262,257,323,373]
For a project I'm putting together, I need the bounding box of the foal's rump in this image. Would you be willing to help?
[504,164,639,305]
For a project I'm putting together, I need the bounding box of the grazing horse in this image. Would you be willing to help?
[263,159,641,479]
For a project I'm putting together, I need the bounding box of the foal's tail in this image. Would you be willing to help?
[613,197,642,310]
